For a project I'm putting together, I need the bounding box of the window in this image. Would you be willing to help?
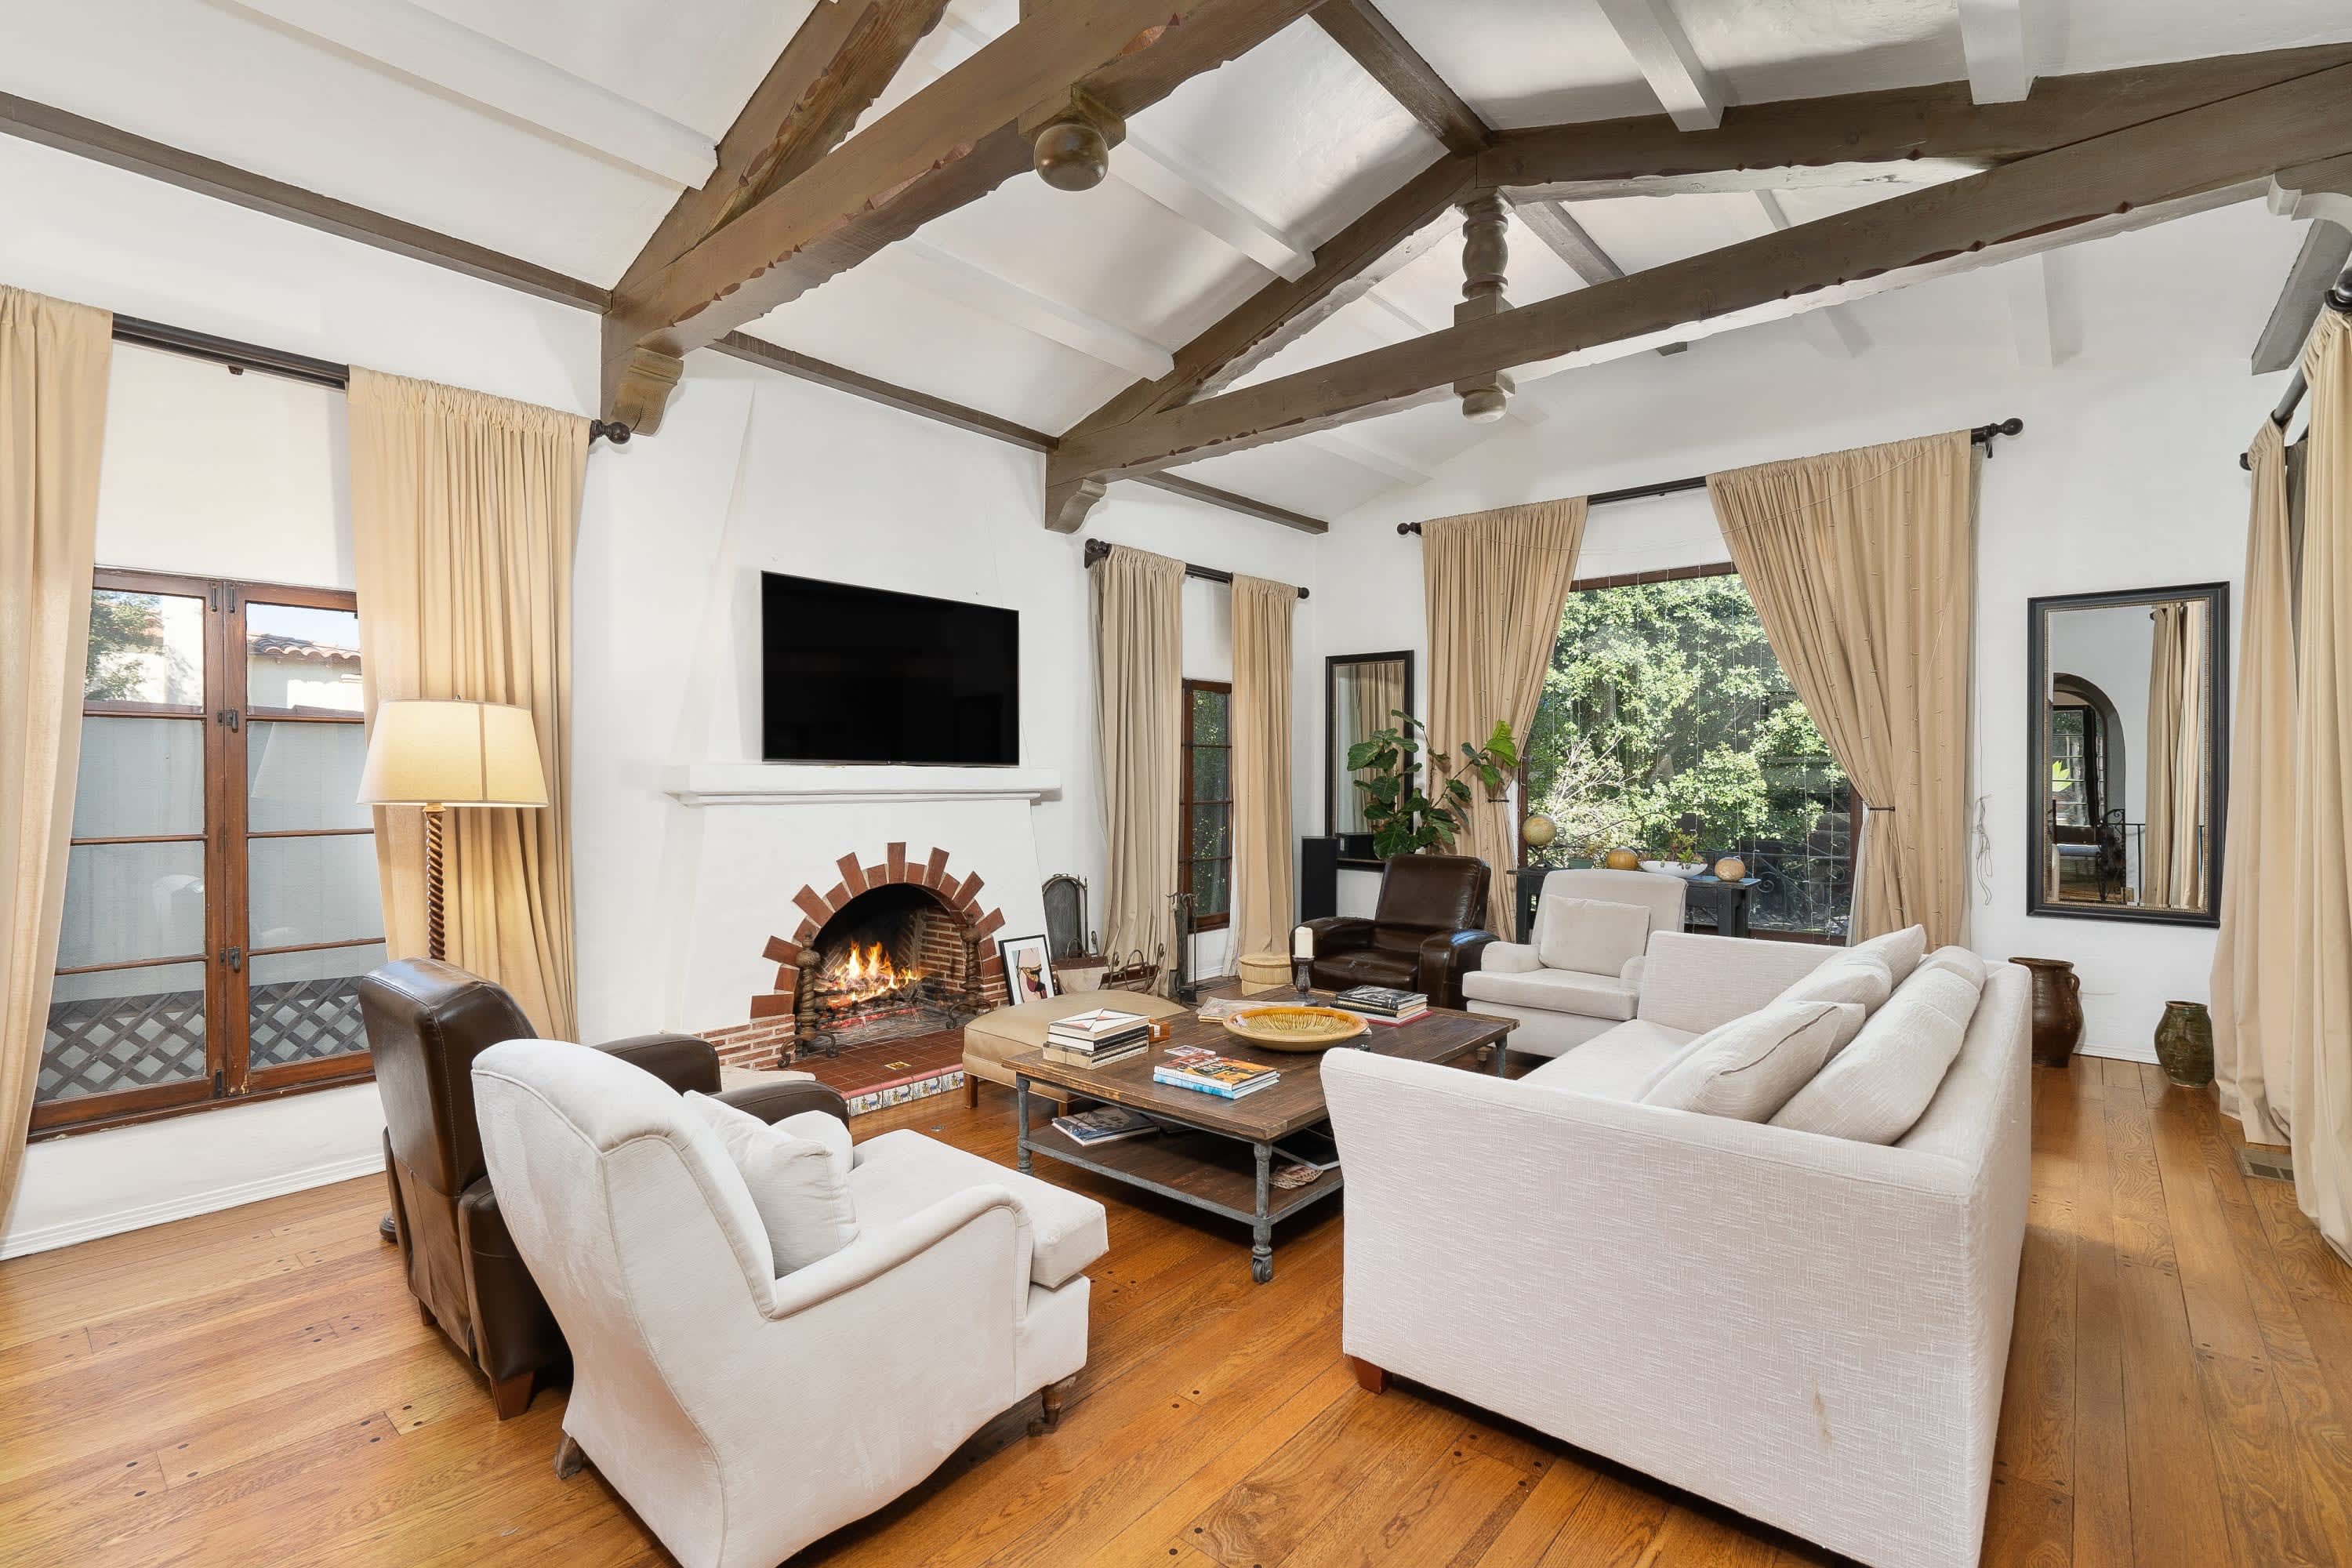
[1181,680,1232,931]
[1523,567,1853,938]
[38,570,382,1134]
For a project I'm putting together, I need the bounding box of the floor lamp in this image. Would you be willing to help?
[358,700,547,1247]
[357,699,549,961]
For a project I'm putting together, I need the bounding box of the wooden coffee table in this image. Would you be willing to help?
[1007,1000,1512,1283]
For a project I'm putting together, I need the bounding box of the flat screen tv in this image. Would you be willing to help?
[760,573,1019,765]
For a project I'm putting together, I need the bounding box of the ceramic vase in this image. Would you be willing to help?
[2011,958,2083,1068]
[2154,1000,2215,1087]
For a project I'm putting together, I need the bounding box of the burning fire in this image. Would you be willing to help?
[818,942,924,1011]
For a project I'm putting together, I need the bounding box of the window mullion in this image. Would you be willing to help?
[217,581,255,1096]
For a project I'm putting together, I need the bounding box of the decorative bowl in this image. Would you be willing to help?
[1639,859,1709,880]
[1221,1006,1370,1051]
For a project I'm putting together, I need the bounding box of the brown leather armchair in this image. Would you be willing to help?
[362,957,846,1419]
[1301,854,1498,1011]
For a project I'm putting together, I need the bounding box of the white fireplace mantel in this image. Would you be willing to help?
[661,762,1062,808]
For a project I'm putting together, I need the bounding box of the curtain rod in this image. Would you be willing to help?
[1392,418,2026,535]
[1081,537,1308,598]
[2239,257,2352,469]
[109,313,633,443]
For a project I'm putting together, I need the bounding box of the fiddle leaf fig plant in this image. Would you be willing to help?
[1346,713,1520,859]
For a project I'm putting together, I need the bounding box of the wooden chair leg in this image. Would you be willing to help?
[554,1433,586,1480]
[964,1073,979,1108]
[1349,1356,1388,1395]
[491,1370,535,1421]
[416,1298,436,1328]
[1040,1374,1076,1427]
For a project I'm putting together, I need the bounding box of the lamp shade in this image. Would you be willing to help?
[358,700,548,808]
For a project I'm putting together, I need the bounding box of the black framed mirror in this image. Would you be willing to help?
[2027,583,2228,926]
[1326,651,1414,840]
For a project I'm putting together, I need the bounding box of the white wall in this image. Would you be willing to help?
[1316,205,2297,1059]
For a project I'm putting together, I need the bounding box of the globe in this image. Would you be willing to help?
[1605,848,1642,871]
[1522,813,1557,849]
[1714,856,1748,881]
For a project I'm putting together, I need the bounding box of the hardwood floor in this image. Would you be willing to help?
[3,1056,2348,1566]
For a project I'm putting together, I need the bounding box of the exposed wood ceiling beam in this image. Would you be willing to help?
[1477,45,2352,201]
[604,0,1323,430]
[2007,252,2060,368]
[2252,219,2352,374]
[706,333,1323,531]
[1749,191,1866,359]
[1958,0,2037,105]
[1510,197,1685,355]
[1355,287,1552,425]
[232,0,716,187]
[1047,60,2352,488]
[0,89,610,310]
[1592,0,1725,131]
[1311,0,1490,156]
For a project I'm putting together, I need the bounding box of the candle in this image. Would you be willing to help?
[1292,924,1314,959]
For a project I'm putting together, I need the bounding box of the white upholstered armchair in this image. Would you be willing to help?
[470,1039,1102,1568]
[1461,869,1689,1056]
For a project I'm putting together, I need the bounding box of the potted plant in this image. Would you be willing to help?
[1346,713,1519,860]
[1642,815,1710,879]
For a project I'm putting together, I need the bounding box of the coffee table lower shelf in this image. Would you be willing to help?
[1014,1076,1341,1284]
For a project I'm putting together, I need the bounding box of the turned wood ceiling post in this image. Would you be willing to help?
[1454,193,1511,423]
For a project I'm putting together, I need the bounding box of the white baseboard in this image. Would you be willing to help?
[0,1152,383,1260]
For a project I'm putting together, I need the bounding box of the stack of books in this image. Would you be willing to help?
[1330,985,1428,1025]
[1043,1007,1152,1067]
[1152,1051,1280,1099]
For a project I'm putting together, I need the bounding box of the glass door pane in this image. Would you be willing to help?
[248,943,385,1071]
[85,589,205,707]
[246,720,370,830]
[245,602,364,714]
[41,960,209,1105]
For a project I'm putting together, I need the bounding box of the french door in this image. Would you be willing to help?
[35,568,384,1134]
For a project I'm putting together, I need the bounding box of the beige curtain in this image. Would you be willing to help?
[2214,421,2297,1146]
[1231,575,1296,956]
[1708,431,1975,947]
[1,287,111,1222]
[1093,546,1184,989]
[2289,311,2352,1261]
[348,369,586,1039]
[1425,499,1586,933]
[2143,601,2211,909]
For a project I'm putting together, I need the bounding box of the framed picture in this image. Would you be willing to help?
[1000,934,1056,1005]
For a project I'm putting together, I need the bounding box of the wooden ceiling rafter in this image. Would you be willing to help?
[601,0,1327,433]
[1311,0,1490,157]
[1044,56,2352,492]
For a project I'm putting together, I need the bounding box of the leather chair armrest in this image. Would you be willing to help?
[1302,916,1376,956]
[457,1178,564,1385]
[593,1033,720,1095]
[714,1078,851,1128]
[1417,927,1500,1011]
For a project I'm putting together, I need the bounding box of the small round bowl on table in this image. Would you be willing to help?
[1639,860,1709,880]
[1221,1006,1370,1052]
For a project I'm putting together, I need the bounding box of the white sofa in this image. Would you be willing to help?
[1324,933,2031,1568]
[471,1039,1103,1568]
[1460,869,1689,1057]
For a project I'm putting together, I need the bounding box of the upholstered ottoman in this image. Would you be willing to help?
[962,989,1186,1106]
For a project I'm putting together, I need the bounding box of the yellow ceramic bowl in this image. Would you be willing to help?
[1221,1006,1370,1051]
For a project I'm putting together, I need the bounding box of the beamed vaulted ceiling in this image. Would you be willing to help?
[7,0,2350,528]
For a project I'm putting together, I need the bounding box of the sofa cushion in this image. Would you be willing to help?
[1636,932,1838,1036]
[1535,896,1651,978]
[1640,1000,1863,1122]
[849,1127,1108,1289]
[1519,1020,1698,1102]
[1915,946,1988,987]
[684,1091,859,1272]
[1462,964,1636,1022]
[1845,924,1929,986]
[1773,952,1895,1016]
[1770,953,1985,1144]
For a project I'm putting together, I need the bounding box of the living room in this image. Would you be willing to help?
[4,2,2351,1565]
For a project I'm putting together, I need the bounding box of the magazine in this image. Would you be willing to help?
[1152,1053,1279,1098]
[1273,1127,1341,1171]
[1044,1040,1147,1069]
[1050,1105,1160,1146]
[1332,985,1425,1015]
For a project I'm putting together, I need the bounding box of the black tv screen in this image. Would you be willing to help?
[760,573,1019,765]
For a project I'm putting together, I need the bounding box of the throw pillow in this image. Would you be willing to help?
[1769,960,1985,1144]
[1535,896,1651,977]
[1773,953,1895,1015]
[1641,1000,1864,1122]
[684,1092,859,1272]
[1843,925,1928,986]
[1912,945,1988,989]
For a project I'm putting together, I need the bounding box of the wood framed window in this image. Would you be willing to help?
[35,569,382,1135]
[1181,679,1232,931]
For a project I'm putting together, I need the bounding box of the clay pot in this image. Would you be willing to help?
[1604,848,1642,871]
[2154,1000,2216,1087]
[2010,957,2083,1069]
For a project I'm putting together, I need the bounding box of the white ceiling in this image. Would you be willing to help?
[2,0,2345,520]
